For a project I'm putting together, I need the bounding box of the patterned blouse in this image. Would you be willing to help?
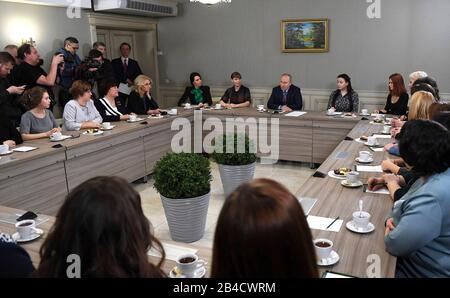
[327,90,359,113]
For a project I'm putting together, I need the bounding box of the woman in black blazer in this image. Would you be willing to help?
[178,72,212,107]
[127,75,160,115]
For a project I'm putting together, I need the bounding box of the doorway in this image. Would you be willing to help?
[87,13,160,101]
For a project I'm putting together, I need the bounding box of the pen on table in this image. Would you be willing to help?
[326,216,340,229]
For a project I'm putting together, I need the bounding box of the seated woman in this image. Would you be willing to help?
[63,80,102,131]
[94,79,132,122]
[407,70,428,89]
[34,176,166,278]
[414,76,440,101]
[211,178,318,278]
[384,91,435,155]
[220,72,251,109]
[327,74,359,113]
[177,72,212,107]
[378,73,409,116]
[384,120,450,277]
[0,111,22,148]
[19,87,61,141]
[127,75,160,115]
[0,233,34,278]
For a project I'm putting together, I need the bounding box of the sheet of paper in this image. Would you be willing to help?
[365,187,390,195]
[307,215,343,232]
[298,197,317,216]
[372,134,392,139]
[356,165,383,172]
[370,147,384,152]
[12,146,37,152]
[147,242,198,261]
[285,111,307,117]
[118,83,132,95]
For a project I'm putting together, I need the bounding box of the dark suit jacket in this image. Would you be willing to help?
[111,57,143,84]
[267,85,303,111]
[178,86,212,106]
[127,91,159,115]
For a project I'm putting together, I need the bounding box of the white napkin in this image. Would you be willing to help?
[370,147,384,152]
[12,146,38,152]
[307,215,343,232]
[372,134,392,139]
[365,187,390,195]
[356,165,383,172]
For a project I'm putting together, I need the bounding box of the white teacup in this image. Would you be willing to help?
[51,131,62,140]
[359,151,372,162]
[346,171,360,184]
[129,114,137,122]
[353,211,371,229]
[103,122,112,129]
[257,105,264,111]
[176,253,206,278]
[327,108,335,115]
[314,238,333,260]
[169,108,178,115]
[185,103,191,109]
[15,219,36,239]
[215,103,221,109]
[0,144,9,154]
[382,125,390,134]
[361,109,368,115]
[367,136,377,146]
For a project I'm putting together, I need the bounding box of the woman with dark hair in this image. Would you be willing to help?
[20,87,60,140]
[220,72,251,109]
[177,72,212,107]
[94,79,132,122]
[413,77,440,101]
[211,178,318,278]
[0,233,34,277]
[384,120,450,277]
[34,176,166,278]
[327,74,359,113]
[378,73,409,115]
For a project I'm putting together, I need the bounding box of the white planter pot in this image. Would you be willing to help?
[160,192,210,243]
[218,163,256,198]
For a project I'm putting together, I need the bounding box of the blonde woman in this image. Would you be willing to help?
[385,91,435,155]
[127,75,160,115]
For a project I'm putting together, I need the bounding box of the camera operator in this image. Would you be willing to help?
[75,49,114,100]
[56,37,81,108]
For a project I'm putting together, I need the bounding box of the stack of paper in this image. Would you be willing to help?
[12,146,37,152]
[285,111,307,117]
[356,165,383,173]
[307,215,343,232]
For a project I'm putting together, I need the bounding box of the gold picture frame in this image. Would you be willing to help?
[281,19,329,53]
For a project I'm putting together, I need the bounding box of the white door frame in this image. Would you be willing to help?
[86,12,160,100]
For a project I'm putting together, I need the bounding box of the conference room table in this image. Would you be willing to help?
[0,205,212,276]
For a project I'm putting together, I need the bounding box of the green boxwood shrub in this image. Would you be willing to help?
[154,153,212,199]
[212,133,257,166]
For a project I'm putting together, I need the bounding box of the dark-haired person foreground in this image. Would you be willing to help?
[0,233,34,278]
[384,120,450,277]
[178,72,212,107]
[211,178,318,278]
[34,176,166,278]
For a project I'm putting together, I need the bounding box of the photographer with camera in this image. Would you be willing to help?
[75,49,115,100]
[10,43,63,111]
[56,37,81,108]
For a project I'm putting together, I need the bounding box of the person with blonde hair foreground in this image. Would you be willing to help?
[211,178,318,278]
[127,75,160,115]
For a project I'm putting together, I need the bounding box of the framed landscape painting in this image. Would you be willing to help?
[281,19,329,53]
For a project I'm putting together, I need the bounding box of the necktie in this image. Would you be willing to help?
[123,59,128,77]
[282,90,287,105]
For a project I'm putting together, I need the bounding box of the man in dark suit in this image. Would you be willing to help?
[111,42,142,105]
[267,73,303,112]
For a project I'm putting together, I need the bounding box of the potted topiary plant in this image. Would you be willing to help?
[153,152,212,243]
[212,133,257,197]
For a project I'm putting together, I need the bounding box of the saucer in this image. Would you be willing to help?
[341,180,363,188]
[50,135,71,142]
[127,118,144,123]
[169,266,206,278]
[317,250,340,266]
[12,228,44,243]
[346,221,375,234]
[82,130,104,136]
[363,142,380,147]
[0,150,13,156]
[101,125,115,130]
[355,157,374,163]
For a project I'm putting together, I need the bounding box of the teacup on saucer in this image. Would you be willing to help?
[317,250,340,266]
